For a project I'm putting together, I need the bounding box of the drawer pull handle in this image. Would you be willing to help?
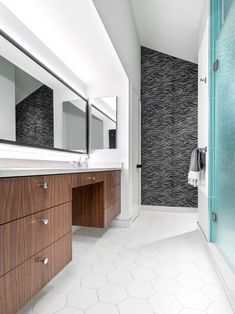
[111,188,114,192]
[39,182,48,190]
[88,176,96,181]
[40,218,49,225]
[41,257,49,265]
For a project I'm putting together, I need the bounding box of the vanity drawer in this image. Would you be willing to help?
[104,184,120,208]
[0,233,72,314]
[104,200,121,227]
[25,174,72,213]
[0,175,72,225]
[37,202,72,251]
[0,177,31,225]
[105,171,121,188]
[0,202,72,277]
[72,172,95,187]
[80,172,105,186]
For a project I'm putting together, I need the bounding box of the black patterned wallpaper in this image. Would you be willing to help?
[16,85,54,148]
[109,129,116,149]
[141,46,198,208]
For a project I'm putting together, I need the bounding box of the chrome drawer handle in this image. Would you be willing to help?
[88,176,96,181]
[38,182,48,190]
[40,218,49,225]
[111,188,114,192]
[41,257,49,265]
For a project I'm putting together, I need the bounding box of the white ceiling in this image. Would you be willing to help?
[130,0,205,63]
[0,0,126,86]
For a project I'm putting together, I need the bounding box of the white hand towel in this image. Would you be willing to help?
[188,149,205,188]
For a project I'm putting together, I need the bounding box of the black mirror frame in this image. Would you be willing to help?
[0,30,89,155]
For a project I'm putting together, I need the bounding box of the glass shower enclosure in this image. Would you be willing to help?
[210,0,235,272]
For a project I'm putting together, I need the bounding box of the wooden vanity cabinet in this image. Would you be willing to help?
[0,174,72,225]
[72,170,121,228]
[0,169,121,314]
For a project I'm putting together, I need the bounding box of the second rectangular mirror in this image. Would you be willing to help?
[90,96,117,151]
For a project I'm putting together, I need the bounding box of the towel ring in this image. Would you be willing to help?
[197,147,207,153]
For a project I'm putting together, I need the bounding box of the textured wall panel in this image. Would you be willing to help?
[16,85,54,148]
[141,46,198,207]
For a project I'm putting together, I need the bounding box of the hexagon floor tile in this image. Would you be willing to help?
[81,273,107,289]
[33,291,66,314]
[53,275,81,294]
[85,302,119,314]
[98,283,127,304]
[56,308,83,314]
[149,292,183,314]
[67,287,98,310]
[180,309,206,314]
[206,302,234,314]
[131,267,156,281]
[126,280,155,298]
[118,297,154,314]
[107,269,133,285]
[151,276,181,294]
[177,288,210,311]
[18,212,233,314]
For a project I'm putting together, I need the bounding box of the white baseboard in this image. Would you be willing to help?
[141,205,198,213]
[208,243,235,312]
[197,226,235,313]
[72,226,81,233]
[111,218,132,228]
[197,221,209,241]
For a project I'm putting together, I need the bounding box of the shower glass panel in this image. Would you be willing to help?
[211,0,235,272]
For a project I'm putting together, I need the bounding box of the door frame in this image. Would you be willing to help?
[129,81,141,220]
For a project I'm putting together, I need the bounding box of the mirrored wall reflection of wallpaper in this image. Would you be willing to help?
[141,46,198,208]
[16,85,54,148]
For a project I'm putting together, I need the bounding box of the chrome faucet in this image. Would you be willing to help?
[72,155,89,168]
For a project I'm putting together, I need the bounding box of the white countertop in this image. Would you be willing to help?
[0,163,123,178]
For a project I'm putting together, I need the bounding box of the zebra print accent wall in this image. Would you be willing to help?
[141,46,198,208]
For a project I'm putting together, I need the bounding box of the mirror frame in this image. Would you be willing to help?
[0,30,89,155]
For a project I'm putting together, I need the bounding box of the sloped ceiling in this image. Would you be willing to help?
[130,0,205,63]
[0,0,126,85]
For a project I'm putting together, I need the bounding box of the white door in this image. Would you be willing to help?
[130,82,141,221]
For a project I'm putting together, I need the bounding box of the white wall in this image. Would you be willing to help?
[198,0,210,240]
[0,3,87,97]
[92,0,141,95]
[0,56,16,141]
[88,77,131,222]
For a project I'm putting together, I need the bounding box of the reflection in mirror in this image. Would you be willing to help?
[90,97,117,150]
[63,100,87,152]
[0,41,88,154]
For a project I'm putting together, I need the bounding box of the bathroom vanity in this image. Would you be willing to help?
[0,20,122,314]
[0,168,121,314]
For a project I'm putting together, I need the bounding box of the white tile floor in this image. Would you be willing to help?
[19,211,234,314]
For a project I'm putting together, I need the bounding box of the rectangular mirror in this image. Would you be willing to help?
[90,96,117,150]
[0,34,88,154]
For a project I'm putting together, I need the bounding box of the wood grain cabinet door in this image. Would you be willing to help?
[0,246,51,314]
[104,184,120,208]
[25,174,72,212]
[0,177,33,225]
[49,202,72,243]
[80,172,104,186]
[0,214,37,277]
[0,203,72,277]
[0,235,72,314]
[105,171,121,188]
